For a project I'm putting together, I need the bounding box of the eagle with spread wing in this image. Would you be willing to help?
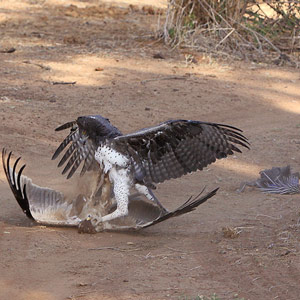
[49,115,249,231]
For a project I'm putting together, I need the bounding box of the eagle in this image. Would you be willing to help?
[49,115,249,232]
[2,116,249,232]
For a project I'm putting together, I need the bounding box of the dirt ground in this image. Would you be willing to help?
[0,1,300,299]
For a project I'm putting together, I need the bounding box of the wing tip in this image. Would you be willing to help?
[2,150,34,220]
[55,121,76,132]
[141,187,219,229]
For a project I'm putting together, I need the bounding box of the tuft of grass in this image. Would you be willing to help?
[162,0,300,66]
[179,293,246,300]
[179,294,221,300]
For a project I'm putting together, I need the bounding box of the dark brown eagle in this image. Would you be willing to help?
[2,116,249,232]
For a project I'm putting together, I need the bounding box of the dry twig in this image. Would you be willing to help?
[52,81,76,85]
[141,75,187,84]
[23,60,51,70]
[88,246,141,252]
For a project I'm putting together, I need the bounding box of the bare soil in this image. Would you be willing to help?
[0,1,300,300]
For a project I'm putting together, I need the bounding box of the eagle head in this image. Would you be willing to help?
[77,115,121,142]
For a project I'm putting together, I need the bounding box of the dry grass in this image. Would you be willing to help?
[162,0,300,66]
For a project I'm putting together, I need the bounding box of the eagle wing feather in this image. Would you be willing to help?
[114,120,249,184]
[52,116,122,179]
[52,117,249,184]
[52,122,97,178]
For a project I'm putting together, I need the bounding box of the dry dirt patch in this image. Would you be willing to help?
[0,1,300,300]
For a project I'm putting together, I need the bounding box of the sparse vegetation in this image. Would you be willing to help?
[163,0,300,65]
[179,293,245,300]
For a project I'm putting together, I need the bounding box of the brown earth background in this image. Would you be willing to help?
[0,1,300,299]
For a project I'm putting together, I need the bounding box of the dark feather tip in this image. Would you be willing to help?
[55,121,76,131]
[1,149,34,219]
[142,187,218,228]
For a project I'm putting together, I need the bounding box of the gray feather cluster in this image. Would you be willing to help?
[239,166,300,195]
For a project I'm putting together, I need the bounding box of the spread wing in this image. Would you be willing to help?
[52,121,98,179]
[2,149,81,225]
[52,115,122,179]
[2,149,33,219]
[114,120,250,184]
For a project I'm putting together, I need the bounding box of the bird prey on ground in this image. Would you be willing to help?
[238,165,300,194]
[50,115,249,232]
[2,149,218,232]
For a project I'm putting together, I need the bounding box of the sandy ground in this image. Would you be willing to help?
[0,1,300,300]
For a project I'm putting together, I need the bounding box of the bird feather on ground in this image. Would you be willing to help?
[238,165,300,194]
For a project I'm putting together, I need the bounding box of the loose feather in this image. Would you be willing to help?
[238,166,300,194]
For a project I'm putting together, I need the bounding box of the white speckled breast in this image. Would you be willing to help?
[95,145,129,173]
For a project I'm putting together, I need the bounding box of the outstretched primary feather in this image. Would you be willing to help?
[52,116,249,184]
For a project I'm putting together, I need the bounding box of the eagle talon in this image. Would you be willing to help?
[78,218,97,234]
[95,222,105,232]
[90,216,102,226]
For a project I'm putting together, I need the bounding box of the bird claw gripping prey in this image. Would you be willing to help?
[238,165,300,194]
[78,218,98,234]
[1,149,219,232]
[2,115,249,232]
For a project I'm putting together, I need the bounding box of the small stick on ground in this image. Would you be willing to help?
[141,76,187,84]
[166,246,206,254]
[52,81,76,85]
[88,246,141,252]
[23,60,51,70]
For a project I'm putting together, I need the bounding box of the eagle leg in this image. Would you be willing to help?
[134,183,168,215]
[89,168,104,204]
[99,173,113,211]
[88,168,130,232]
